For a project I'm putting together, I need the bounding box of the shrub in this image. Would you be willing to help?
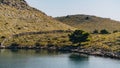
[113,30,118,33]
[35,42,41,47]
[1,36,6,39]
[65,15,70,18]
[69,30,89,46]
[93,29,99,34]
[9,42,19,49]
[47,43,54,47]
[100,29,109,34]
[17,27,21,30]
[85,17,89,20]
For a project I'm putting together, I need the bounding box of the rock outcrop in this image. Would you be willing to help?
[0,0,30,9]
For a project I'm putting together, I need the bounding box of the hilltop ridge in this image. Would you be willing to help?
[55,14,120,32]
[0,0,30,9]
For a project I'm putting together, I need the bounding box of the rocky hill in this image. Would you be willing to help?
[0,0,30,9]
[55,14,120,33]
[0,0,74,39]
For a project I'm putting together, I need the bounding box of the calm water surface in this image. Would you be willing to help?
[0,49,120,68]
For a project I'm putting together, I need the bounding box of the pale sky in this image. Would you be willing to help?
[26,0,120,21]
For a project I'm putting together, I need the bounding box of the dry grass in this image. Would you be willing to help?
[0,2,75,43]
[55,14,120,33]
[84,32,120,52]
[4,33,72,46]
[0,0,119,52]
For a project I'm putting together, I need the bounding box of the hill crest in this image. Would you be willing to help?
[55,14,120,32]
[0,0,31,9]
[0,0,75,38]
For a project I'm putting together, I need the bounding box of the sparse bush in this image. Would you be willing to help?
[9,42,19,49]
[65,15,70,18]
[5,23,8,25]
[85,17,89,20]
[17,27,21,30]
[113,30,118,33]
[1,36,6,39]
[93,29,99,34]
[100,29,109,34]
[35,42,41,47]
[47,43,54,47]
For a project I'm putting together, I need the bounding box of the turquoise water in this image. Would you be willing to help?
[0,49,120,68]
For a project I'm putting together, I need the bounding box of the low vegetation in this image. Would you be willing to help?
[4,32,72,47]
[93,29,99,34]
[0,0,75,46]
[1,29,119,53]
[69,30,89,46]
[0,0,119,59]
[55,14,120,33]
[84,32,120,52]
[100,29,110,34]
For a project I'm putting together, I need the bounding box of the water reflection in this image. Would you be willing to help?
[0,49,28,68]
[68,53,90,68]
[69,53,89,62]
[0,49,120,68]
[0,49,68,57]
[10,49,19,53]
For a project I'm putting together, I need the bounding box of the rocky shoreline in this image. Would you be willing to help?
[0,46,120,59]
[71,49,120,59]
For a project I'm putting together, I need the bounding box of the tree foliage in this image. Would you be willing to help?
[100,29,109,34]
[69,30,89,44]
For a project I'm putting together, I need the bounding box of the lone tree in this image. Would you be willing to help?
[100,29,109,34]
[69,30,89,46]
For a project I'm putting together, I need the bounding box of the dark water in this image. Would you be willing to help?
[0,49,120,68]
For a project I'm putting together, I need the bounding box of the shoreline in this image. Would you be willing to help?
[0,46,120,60]
[71,49,120,60]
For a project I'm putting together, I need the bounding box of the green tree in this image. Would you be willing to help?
[69,30,89,45]
[100,29,109,34]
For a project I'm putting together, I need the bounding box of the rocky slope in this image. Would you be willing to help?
[0,0,74,39]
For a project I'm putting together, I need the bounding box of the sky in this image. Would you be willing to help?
[26,0,120,21]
